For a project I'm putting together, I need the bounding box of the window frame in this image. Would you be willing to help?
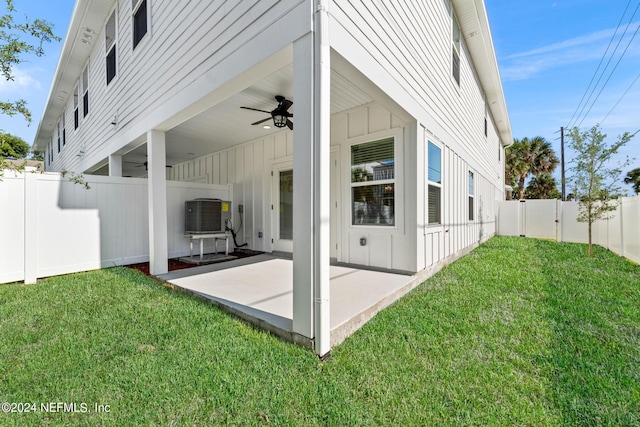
[427,140,443,226]
[451,8,461,86]
[105,9,117,85]
[350,136,397,227]
[132,0,149,50]
[468,170,475,222]
[73,83,79,130]
[82,63,89,118]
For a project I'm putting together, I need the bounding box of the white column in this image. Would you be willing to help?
[147,129,169,275]
[313,0,331,358]
[292,33,314,340]
[109,154,123,177]
[292,2,331,357]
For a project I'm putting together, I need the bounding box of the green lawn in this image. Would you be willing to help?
[1,237,639,426]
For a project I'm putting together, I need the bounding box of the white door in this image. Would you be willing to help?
[271,164,294,252]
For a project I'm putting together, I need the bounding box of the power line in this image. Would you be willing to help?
[576,20,640,128]
[600,71,640,125]
[565,0,634,129]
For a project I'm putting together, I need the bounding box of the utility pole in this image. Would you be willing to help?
[561,126,566,201]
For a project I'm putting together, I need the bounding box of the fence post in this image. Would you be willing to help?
[619,198,625,259]
[24,172,38,284]
[557,200,562,242]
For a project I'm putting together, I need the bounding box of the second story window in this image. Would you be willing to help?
[73,84,79,129]
[452,12,461,86]
[132,0,148,49]
[61,113,66,145]
[105,10,117,84]
[82,65,89,117]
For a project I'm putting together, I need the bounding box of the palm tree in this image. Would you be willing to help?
[525,173,561,199]
[624,167,640,194]
[505,136,559,199]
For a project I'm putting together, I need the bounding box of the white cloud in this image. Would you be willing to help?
[0,67,43,94]
[501,23,640,81]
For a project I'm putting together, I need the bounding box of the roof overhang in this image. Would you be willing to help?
[452,0,512,147]
[33,0,115,151]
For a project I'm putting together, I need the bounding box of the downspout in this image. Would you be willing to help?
[313,0,331,359]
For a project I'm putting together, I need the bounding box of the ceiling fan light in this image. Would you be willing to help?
[273,113,287,128]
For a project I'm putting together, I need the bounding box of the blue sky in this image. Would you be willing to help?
[2,1,639,192]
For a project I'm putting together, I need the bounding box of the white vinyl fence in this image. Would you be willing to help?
[0,170,232,284]
[497,197,640,264]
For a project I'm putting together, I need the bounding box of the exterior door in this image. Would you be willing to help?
[271,164,293,252]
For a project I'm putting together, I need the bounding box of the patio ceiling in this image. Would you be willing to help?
[105,64,373,177]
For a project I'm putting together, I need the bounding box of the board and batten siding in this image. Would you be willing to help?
[48,0,308,174]
[170,102,418,271]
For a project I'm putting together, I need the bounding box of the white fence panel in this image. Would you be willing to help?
[524,200,557,240]
[498,196,640,264]
[0,172,26,283]
[497,200,521,236]
[559,202,588,243]
[621,196,640,264]
[0,171,233,284]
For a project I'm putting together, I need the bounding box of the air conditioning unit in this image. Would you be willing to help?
[184,199,232,234]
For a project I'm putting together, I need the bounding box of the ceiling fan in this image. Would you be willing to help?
[241,95,293,130]
[124,160,173,171]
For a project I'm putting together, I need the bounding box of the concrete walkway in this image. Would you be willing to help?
[158,254,418,348]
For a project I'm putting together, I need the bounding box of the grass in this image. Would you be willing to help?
[1,236,639,426]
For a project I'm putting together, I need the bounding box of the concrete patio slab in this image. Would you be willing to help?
[158,255,418,349]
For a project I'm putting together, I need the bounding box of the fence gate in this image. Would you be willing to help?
[498,200,559,240]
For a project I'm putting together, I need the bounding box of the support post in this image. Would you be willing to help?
[147,129,169,275]
[292,33,315,341]
[313,0,331,358]
[109,154,123,177]
[292,7,332,357]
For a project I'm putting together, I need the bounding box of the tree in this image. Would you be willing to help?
[0,131,29,158]
[624,167,640,195]
[1,0,60,122]
[525,173,561,199]
[505,136,559,199]
[567,125,633,257]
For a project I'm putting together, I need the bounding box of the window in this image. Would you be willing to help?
[132,0,148,49]
[484,117,488,137]
[428,141,442,224]
[73,84,79,129]
[468,171,475,221]
[351,137,395,226]
[82,65,89,117]
[61,113,66,145]
[105,10,117,84]
[452,12,461,86]
[57,120,61,153]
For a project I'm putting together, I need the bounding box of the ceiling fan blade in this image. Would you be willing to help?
[280,99,293,111]
[286,119,293,130]
[241,106,272,114]
[251,117,273,126]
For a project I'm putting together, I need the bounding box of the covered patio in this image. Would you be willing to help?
[158,255,418,350]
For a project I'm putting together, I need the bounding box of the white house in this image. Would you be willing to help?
[33,0,512,357]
